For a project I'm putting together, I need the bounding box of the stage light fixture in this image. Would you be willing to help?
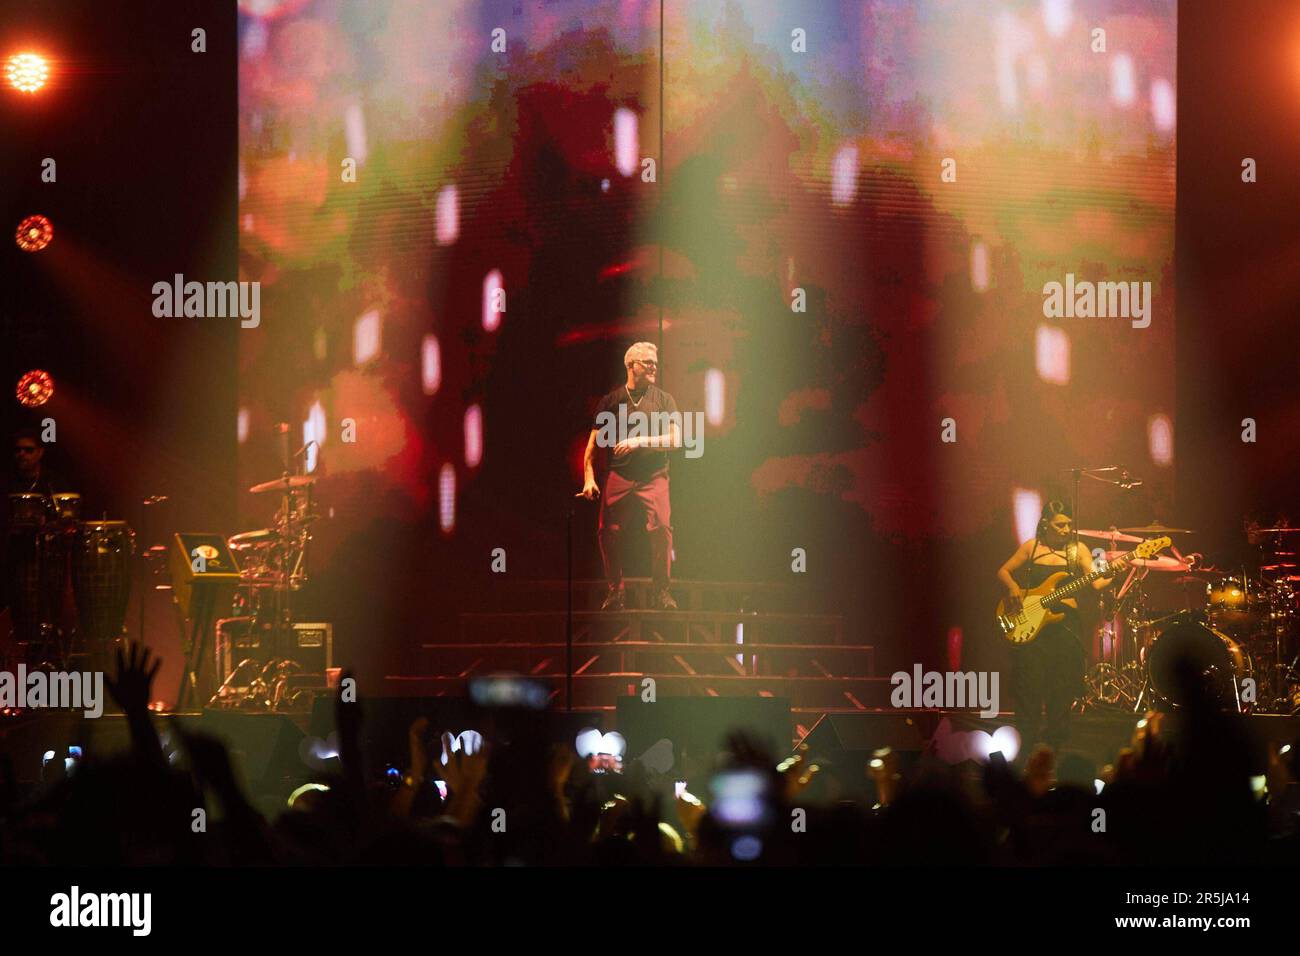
[438,463,456,533]
[16,369,54,407]
[5,52,48,93]
[15,214,53,252]
[420,334,441,395]
[464,404,482,468]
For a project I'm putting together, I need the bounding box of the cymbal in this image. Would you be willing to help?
[1119,522,1195,535]
[249,475,316,494]
[1077,527,1143,544]
[1253,527,1300,535]
[228,528,279,549]
[1104,550,1191,572]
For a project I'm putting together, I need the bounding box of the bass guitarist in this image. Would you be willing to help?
[997,500,1114,751]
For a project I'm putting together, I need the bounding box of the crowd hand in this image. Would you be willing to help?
[105,641,162,717]
[867,748,901,808]
[334,669,363,776]
[1112,747,1137,783]
[776,743,820,802]
[723,730,775,770]
[1134,731,1169,785]
[181,730,271,861]
[547,743,575,818]
[181,731,243,806]
[1023,745,1056,798]
[104,641,166,769]
[1128,717,1170,780]
[596,794,632,840]
[437,731,488,826]
[389,717,431,820]
[407,717,431,784]
[596,791,659,845]
[675,790,706,841]
[1112,719,1167,788]
[1266,743,1292,799]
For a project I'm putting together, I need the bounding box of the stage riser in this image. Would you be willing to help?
[420,645,874,681]
[471,578,820,614]
[454,611,846,646]
[384,674,895,709]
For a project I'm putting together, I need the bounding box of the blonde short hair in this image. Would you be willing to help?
[624,341,658,367]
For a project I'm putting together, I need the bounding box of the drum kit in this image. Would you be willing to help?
[4,491,134,671]
[1079,521,1300,714]
[5,466,320,711]
[207,472,318,710]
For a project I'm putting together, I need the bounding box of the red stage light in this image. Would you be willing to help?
[16,370,54,408]
[5,53,49,93]
[15,215,53,252]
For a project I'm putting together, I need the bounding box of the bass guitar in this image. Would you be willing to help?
[996,536,1171,645]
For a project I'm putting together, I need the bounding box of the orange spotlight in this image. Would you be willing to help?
[5,53,49,93]
[15,215,53,252]
[16,370,54,408]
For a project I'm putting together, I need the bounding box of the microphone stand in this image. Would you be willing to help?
[565,500,574,713]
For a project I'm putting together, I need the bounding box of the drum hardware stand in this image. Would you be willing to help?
[210,656,307,711]
[179,586,223,711]
[211,441,317,713]
[1131,669,1151,713]
[1082,569,1149,711]
[1068,464,1145,712]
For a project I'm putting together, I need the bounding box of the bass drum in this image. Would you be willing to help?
[1146,615,1251,709]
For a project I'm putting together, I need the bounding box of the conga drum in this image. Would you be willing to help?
[8,492,48,527]
[5,493,56,647]
[72,520,135,645]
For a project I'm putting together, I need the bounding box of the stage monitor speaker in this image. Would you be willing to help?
[190,710,306,801]
[291,621,333,674]
[214,619,334,688]
[615,696,791,784]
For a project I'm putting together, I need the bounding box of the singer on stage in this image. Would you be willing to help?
[579,342,680,612]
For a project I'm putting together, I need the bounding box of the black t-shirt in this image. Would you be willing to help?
[592,384,679,481]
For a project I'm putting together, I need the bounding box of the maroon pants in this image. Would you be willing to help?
[599,471,672,589]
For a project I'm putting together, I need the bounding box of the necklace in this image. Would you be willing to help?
[626,385,648,408]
